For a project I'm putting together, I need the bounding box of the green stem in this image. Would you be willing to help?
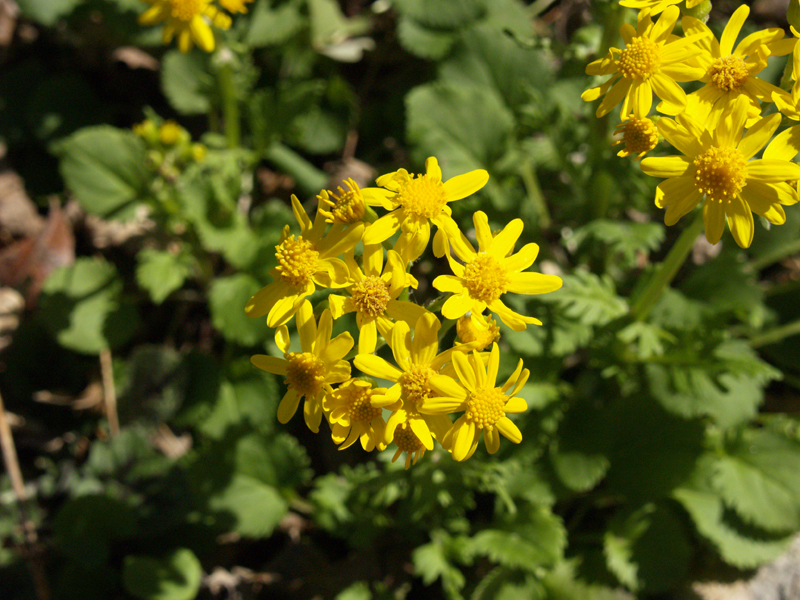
[750,318,800,348]
[745,238,800,273]
[217,54,240,149]
[630,211,704,321]
[519,162,551,228]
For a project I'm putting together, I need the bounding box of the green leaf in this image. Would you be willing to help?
[549,398,611,492]
[472,507,566,570]
[392,0,486,29]
[161,51,213,115]
[16,0,83,25]
[711,429,800,532]
[541,560,635,600]
[207,474,288,537]
[246,0,304,47]
[289,107,347,155]
[335,582,372,600]
[55,126,148,217]
[571,220,665,270]
[197,374,280,438]
[209,274,271,345]
[681,251,764,321]
[136,248,193,305]
[39,257,135,354]
[550,271,628,328]
[412,531,472,599]
[122,549,202,600]
[397,17,458,60]
[673,486,790,569]
[604,504,691,594]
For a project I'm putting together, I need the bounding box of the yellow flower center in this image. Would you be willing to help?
[285,352,325,398]
[708,55,749,92]
[456,315,500,350]
[339,383,381,423]
[463,254,509,304]
[275,235,319,287]
[616,36,661,81]
[465,387,506,431]
[619,116,659,155]
[693,146,748,203]
[167,0,207,21]
[350,275,391,318]
[399,365,436,409]
[394,422,424,453]
[318,179,366,224]
[397,174,449,220]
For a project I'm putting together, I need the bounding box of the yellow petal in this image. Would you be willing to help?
[597,77,632,118]
[486,343,500,387]
[322,332,355,364]
[427,374,468,400]
[363,209,403,245]
[425,156,442,181]
[420,396,465,415]
[738,113,782,160]
[443,169,489,201]
[410,312,440,366]
[703,202,726,245]
[504,396,528,414]
[385,300,428,326]
[327,294,352,320]
[496,417,522,444]
[488,299,541,331]
[452,418,477,462]
[304,395,323,433]
[657,117,703,157]
[763,124,800,162]
[433,274,464,294]
[277,389,302,424]
[442,293,481,321]
[473,211,493,252]
[485,428,500,454]
[488,218,524,258]
[720,4,749,57]
[296,300,316,352]
[363,243,383,278]
[451,351,477,392]
[503,243,539,273]
[390,320,413,372]
[725,195,754,248]
[409,417,434,451]
[250,354,287,375]
[640,156,692,178]
[505,273,563,295]
[275,325,291,354]
[747,159,800,183]
[664,188,702,227]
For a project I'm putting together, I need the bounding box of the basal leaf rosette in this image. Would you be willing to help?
[354,314,475,453]
[245,195,364,327]
[641,96,800,248]
[328,244,428,354]
[139,0,232,53]
[251,301,353,432]
[433,211,562,332]
[324,379,389,452]
[420,344,529,462]
[682,4,793,128]
[362,156,489,262]
[582,6,708,118]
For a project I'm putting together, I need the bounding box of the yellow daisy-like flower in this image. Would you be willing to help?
[317,179,367,225]
[139,0,231,53]
[218,0,252,13]
[362,157,489,262]
[640,95,800,248]
[614,114,660,160]
[245,195,364,327]
[324,379,388,452]
[328,244,428,354]
[386,413,427,469]
[582,6,708,118]
[456,313,500,351]
[250,301,353,432]
[420,344,529,462]
[354,314,472,451]
[682,5,793,128]
[433,211,562,332]
[618,0,704,14]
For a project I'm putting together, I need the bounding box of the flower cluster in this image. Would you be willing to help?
[247,158,562,466]
[584,2,800,248]
[138,0,254,53]
[133,116,207,177]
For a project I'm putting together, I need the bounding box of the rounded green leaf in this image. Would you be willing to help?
[123,549,203,600]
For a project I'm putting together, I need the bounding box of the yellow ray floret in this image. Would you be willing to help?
[324,379,389,452]
[618,0,704,14]
[362,157,489,262]
[328,244,428,354]
[682,4,793,128]
[218,0,253,13]
[582,6,708,119]
[421,344,529,462]
[139,0,231,53]
[245,195,364,327]
[433,211,562,332]
[640,96,800,248]
[250,301,353,432]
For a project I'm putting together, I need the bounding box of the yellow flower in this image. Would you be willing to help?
[218,0,252,13]
[433,211,562,332]
[159,120,185,146]
[139,0,231,53]
[328,244,428,354]
[640,95,800,248]
[456,313,500,351]
[250,301,353,432]
[614,114,659,160]
[387,413,427,469]
[317,178,367,224]
[618,0,704,14]
[354,314,471,452]
[582,6,707,118]
[245,195,364,327]
[362,157,489,262]
[420,344,529,462]
[324,379,388,452]
[682,5,793,128]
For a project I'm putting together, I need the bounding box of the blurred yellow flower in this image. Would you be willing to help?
[325,379,388,452]
[251,302,353,432]
[245,195,363,327]
[434,211,562,331]
[421,344,529,462]
[362,157,489,262]
[640,96,800,248]
[582,6,707,118]
[139,0,231,53]
[328,244,427,354]
[218,0,253,13]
